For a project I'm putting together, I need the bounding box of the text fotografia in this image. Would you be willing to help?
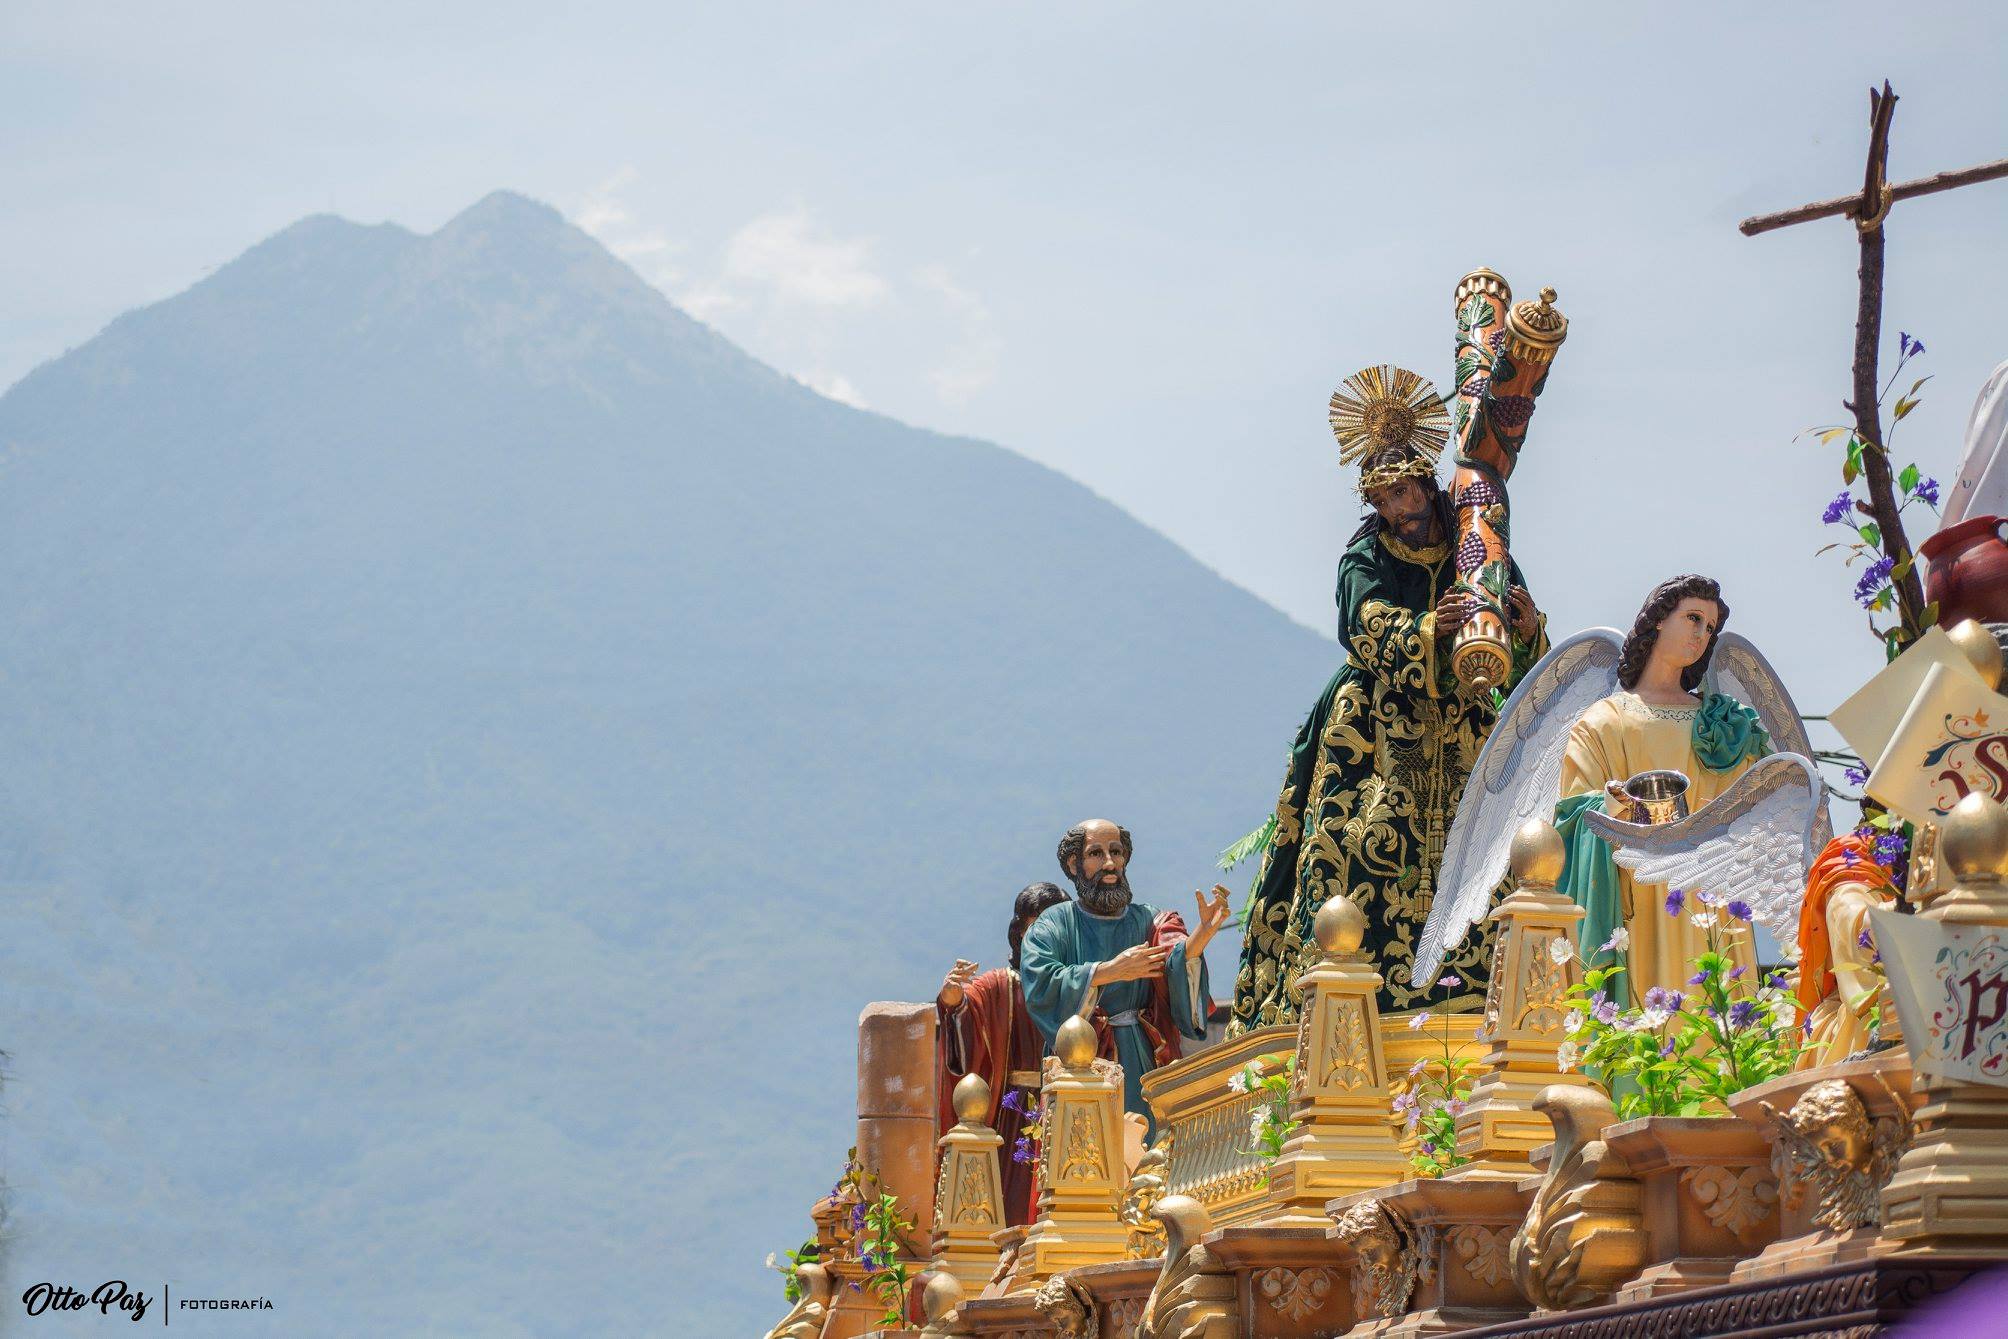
[21,1281,153,1322]
[180,1298,274,1311]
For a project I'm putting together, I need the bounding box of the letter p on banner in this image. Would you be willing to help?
[1872,908,2008,1084]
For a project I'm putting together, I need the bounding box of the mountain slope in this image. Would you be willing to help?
[0,192,1332,1335]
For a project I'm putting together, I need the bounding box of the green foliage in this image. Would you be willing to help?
[766,1238,821,1303]
[834,1153,920,1327]
[1232,1052,1300,1179]
[1395,1012,1479,1177]
[1557,904,1799,1121]
[1222,813,1278,929]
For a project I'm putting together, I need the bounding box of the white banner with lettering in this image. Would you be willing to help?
[1870,906,2008,1088]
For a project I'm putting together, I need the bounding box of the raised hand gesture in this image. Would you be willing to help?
[1091,940,1170,986]
[1188,884,1233,955]
[937,958,980,1009]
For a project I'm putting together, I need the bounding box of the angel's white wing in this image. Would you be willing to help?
[1582,752,1826,947]
[1705,632,1832,854]
[1414,628,1625,982]
[1707,633,1818,765]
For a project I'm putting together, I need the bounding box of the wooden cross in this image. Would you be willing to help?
[1742,81,2008,650]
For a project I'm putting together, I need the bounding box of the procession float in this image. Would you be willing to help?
[755,84,2008,1339]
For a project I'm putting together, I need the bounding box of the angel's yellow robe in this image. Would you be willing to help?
[1557,691,1765,1001]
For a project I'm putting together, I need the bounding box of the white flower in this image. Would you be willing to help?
[1690,909,1719,931]
[1600,926,1631,953]
[1557,1040,1580,1072]
[1616,1013,1648,1033]
[1548,936,1573,965]
[1717,1057,1734,1077]
[1563,1008,1585,1034]
[1227,1070,1249,1094]
[1248,1108,1269,1143]
[1408,1010,1432,1030]
[765,1252,781,1272]
[1640,1006,1672,1030]
[1697,889,1726,908]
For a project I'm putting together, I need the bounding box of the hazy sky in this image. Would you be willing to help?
[5,4,2005,714]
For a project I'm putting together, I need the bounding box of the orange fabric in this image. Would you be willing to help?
[1796,834,1894,1019]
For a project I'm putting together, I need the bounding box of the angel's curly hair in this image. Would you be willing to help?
[1616,574,1729,692]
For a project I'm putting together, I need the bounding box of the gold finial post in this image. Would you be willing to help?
[1451,818,1594,1177]
[1009,1023,1128,1287]
[1266,896,1408,1222]
[932,1078,1006,1294]
[1947,619,2005,691]
[1878,792,2008,1257]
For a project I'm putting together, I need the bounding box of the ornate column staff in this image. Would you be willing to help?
[1445,269,1569,694]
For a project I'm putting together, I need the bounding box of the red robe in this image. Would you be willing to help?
[936,967,1046,1226]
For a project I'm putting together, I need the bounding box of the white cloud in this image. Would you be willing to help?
[914,262,1001,407]
[573,166,687,289]
[715,208,888,309]
[800,370,869,409]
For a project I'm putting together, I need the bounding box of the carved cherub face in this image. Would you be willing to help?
[1790,1080,1874,1171]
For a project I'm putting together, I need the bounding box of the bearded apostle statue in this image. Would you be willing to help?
[1229,366,1549,1035]
[1019,819,1230,1133]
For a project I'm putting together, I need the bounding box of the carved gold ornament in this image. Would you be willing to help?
[1256,1266,1335,1321]
[1761,1075,1913,1232]
[1329,364,1450,495]
[1032,1275,1098,1339]
[1062,1105,1107,1182]
[1680,1165,1779,1240]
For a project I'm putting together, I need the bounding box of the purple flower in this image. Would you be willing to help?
[1912,337,1926,356]
[1844,765,1869,788]
[1855,556,1895,609]
[849,1202,868,1231]
[1438,975,1462,990]
[1822,491,1853,525]
[1729,1000,1758,1030]
[1644,986,1685,1014]
[1689,970,1709,987]
[1659,1036,1677,1058]
[1000,1089,1025,1116]
[859,1250,883,1274]
[1899,331,1913,357]
[1840,847,1860,868]
[1873,833,1907,868]
[1726,899,1754,923]
[1916,476,1940,507]
[1763,971,1788,991]
[1591,996,1618,1025]
[1728,965,1747,981]
[1665,888,1685,916]
[1858,926,1875,951]
[1012,1136,1035,1165]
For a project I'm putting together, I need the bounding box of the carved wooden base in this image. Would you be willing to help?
[1604,1116,1781,1303]
[1732,1226,1880,1284]
[1458,1254,1992,1338]
[1208,1223,1356,1338]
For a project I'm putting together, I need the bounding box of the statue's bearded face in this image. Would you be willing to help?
[1068,820,1133,915]
[1368,476,1439,548]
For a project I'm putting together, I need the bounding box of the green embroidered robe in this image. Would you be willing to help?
[1230,526,1545,1030]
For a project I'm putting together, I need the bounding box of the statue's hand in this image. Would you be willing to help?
[1434,588,1479,634]
[1094,942,1170,985]
[1509,585,1539,639]
[1189,884,1233,953]
[939,958,979,1008]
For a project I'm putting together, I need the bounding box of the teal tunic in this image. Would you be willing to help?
[1019,900,1209,1134]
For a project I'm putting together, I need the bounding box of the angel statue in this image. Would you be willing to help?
[1792,830,1900,1069]
[1229,365,1548,1033]
[1418,574,1826,1004]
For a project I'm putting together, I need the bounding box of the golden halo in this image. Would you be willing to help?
[1328,364,1450,467]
